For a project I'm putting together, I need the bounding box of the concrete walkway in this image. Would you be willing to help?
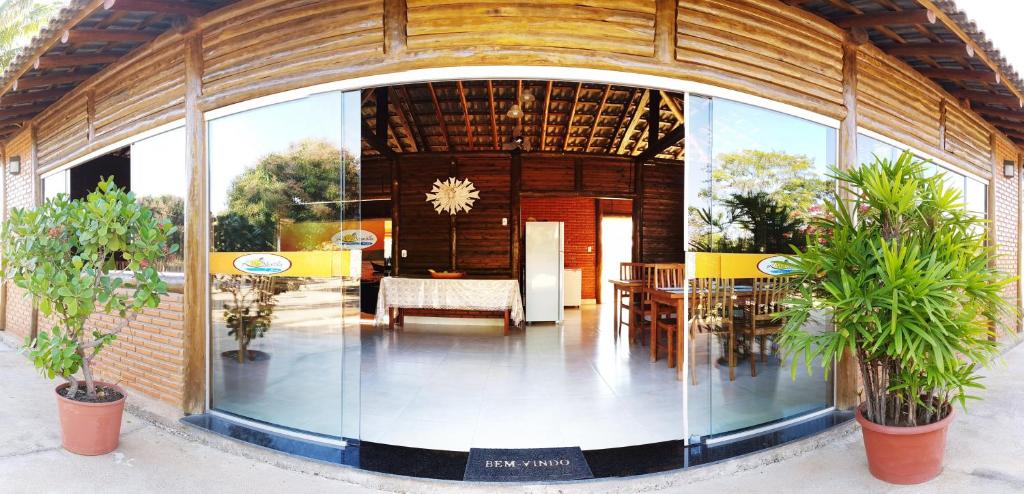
[1,337,1021,494]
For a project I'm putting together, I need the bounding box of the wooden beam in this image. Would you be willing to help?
[362,120,398,160]
[949,90,1022,108]
[0,89,66,106]
[15,72,95,91]
[0,104,49,119]
[399,86,432,152]
[836,37,861,411]
[389,87,417,153]
[182,32,206,415]
[585,84,611,152]
[383,0,407,56]
[617,89,649,155]
[563,82,582,151]
[917,0,1024,109]
[375,87,389,147]
[833,9,935,28]
[635,123,685,162]
[540,81,552,152]
[975,106,1024,122]
[36,54,120,69]
[0,0,108,99]
[456,81,473,150]
[62,28,156,44]
[885,42,973,58]
[654,0,676,63]
[661,91,684,124]
[487,80,498,150]
[510,150,522,280]
[427,82,450,152]
[108,0,206,17]
[917,68,999,84]
[647,89,661,148]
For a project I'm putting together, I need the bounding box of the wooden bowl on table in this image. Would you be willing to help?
[429,269,465,279]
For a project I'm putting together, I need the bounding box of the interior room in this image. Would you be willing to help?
[203,79,834,453]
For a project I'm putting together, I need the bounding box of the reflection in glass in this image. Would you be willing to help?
[131,128,186,272]
[43,170,68,200]
[689,97,836,437]
[208,92,353,437]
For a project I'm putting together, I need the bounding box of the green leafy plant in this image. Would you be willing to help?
[216,274,276,364]
[2,177,177,400]
[778,151,1015,427]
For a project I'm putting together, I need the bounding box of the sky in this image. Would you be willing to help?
[955,0,1024,77]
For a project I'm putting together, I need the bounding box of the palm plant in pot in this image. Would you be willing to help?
[2,178,175,455]
[778,151,1014,484]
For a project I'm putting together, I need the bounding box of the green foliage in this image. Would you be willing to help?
[2,177,176,399]
[710,149,834,212]
[777,151,1015,427]
[215,275,276,364]
[0,0,58,71]
[690,192,806,253]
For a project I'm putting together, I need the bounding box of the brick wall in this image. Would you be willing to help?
[3,129,37,342]
[522,197,598,300]
[993,165,1020,336]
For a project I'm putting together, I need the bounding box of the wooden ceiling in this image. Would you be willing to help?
[361,81,686,161]
[0,0,236,140]
[792,0,1024,145]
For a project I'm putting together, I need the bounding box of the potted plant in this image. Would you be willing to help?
[1,177,175,455]
[778,151,1014,484]
[216,273,276,364]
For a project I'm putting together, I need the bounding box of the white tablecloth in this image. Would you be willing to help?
[374,277,524,326]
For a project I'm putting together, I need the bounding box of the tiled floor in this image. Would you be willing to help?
[359,304,832,451]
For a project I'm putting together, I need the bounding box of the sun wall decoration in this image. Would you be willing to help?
[425,177,480,215]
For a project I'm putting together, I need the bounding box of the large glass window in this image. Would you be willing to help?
[207,91,362,438]
[688,96,836,437]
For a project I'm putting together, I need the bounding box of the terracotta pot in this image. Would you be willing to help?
[856,403,955,484]
[54,381,126,456]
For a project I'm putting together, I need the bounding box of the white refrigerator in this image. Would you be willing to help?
[525,222,564,323]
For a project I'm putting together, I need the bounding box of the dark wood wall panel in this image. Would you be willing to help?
[360,157,392,200]
[522,156,575,192]
[581,156,633,196]
[640,162,684,262]
[455,155,512,274]
[396,156,451,274]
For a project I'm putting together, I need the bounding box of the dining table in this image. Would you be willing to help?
[649,284,754,381]
[608,278,644,342]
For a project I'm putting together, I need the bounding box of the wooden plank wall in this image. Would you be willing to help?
[638,162,685,262]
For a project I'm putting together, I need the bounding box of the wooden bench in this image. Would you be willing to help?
[389,307,513,335]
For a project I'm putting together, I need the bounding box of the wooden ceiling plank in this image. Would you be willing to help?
[15,72,95,91]
[917,0,1024,104]
[661,90,684,124]
[427,82,451,152]
[949,90,1021,108]
[0,89,68,106]
[456,81,473,150]
[918,68,999,85]
[62,28,156,45]
[585,84,611,153]
[108,0,206,18]
[608,88,638,154]
[618,89,649,155]
[37,54,120,69]
[399,86,433,152]
[563,82,582,152]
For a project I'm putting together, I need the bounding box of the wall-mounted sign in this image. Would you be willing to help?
[332,229,378,250]
[232,253,292,275]
[210,251,350,277]
[756,255,796,276]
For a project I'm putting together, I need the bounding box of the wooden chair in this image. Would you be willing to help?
[740,276,791,377]
[616,262,645,340]
[632,263,657,345]
[689,276,737,382]
[651,263,685,367]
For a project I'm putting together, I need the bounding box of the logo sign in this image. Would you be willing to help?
[756,255,795,276]
[331,229,378,250]
[232,253,292,275]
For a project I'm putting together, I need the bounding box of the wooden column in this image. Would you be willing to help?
[511,150,522,280]
[449,158,457,271]
[835,37,861,411]
[182,32,207,415]
[383,0,407,57]
[631,159,644,262]
[390,158,400,276]
[654,0,677,64]
[29,124,39,340]
[594,198,602,304]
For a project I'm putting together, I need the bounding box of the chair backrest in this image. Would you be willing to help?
[620,262,645,281]
[749,276,791,321]
[689,277,735,328]
[654,263,685,290]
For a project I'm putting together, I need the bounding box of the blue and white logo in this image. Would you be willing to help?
[233,253,291,275]
[756,256,795,276]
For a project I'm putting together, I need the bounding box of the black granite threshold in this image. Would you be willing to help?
[181,410,853,481]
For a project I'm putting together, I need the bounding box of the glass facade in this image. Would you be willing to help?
[688,96,836,437]
[207,91,362,438]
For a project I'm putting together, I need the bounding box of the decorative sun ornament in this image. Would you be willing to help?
[425,177,480,215]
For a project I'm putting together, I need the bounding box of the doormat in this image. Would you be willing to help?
[464,447,593,482]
